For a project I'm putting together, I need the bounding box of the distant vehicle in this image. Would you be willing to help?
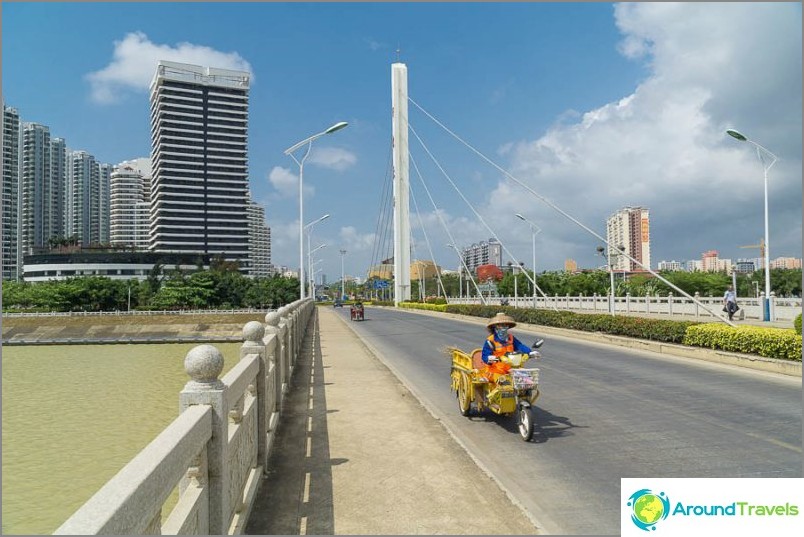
[334,299,344,307]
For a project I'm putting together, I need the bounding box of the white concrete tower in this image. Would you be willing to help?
[391,62,411,304]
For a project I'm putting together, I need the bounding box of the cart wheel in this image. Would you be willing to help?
[518,406,534,442]
[457,375,472,417]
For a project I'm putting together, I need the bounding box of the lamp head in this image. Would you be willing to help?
[726,129,748,142]
[325,121,348,134]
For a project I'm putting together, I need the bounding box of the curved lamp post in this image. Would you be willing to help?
[305,214,330,299]
[339,249,347,302]
[726,128,777,321]
[284,122,348,299]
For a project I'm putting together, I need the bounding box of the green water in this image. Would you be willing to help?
[1,342,243,535]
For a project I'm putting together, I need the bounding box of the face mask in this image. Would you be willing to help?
[495,327,509,339]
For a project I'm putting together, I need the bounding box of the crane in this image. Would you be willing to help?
[740,238,766,260]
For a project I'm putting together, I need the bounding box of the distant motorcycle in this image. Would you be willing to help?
[450,340,543,441]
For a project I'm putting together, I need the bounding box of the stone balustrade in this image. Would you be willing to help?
[54,298,315,535]
[449,293,801,322]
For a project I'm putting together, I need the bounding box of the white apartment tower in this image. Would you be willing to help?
[148,60,250,268]
[98,163,112,244]
[606,206,651,272]
[110,163,150,249]
[2,104,21,280]
[461,238,502,274]
[20,123,51,256]
[247,197,271,278]
[68,150,102,246]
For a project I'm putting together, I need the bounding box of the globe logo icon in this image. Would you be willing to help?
[627,489,670,531]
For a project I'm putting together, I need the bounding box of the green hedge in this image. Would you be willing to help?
[443,304,697,343]
[399,302,447,312]
[795,314,801,335]
[683,324,802,361]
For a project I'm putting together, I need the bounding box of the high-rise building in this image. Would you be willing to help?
[110,163,150,249]
[98,163,112,244]
[564,259,577,272]
[51,137,67,239]
[148,60,250,267]
[2,104,21,280]
[658,260,684,271]
[68,150,102,246]
[606,206,651,272]
[247,196,271,278]
[461,238,502,275]
[20,123,52,256]
[770,257,802,270]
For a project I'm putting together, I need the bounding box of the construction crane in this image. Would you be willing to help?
[740,238,766,259]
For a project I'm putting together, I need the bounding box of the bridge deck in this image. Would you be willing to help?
[244,306,538,535]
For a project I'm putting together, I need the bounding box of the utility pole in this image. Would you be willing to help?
[339,249,347,301]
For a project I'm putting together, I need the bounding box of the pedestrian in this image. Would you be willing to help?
[723,285,739,321]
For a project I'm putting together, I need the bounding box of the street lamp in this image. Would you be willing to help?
[339,249,347,302]
[305,214,330,299]
[308,243,327,298]
[596,245,616,316]
[516,213,542,308]
[726,128,777,321]
[284,121,348,300]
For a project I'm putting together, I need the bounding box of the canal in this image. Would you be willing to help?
[1,342,244,535]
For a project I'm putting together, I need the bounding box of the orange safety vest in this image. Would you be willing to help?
[487,333,515,357]
[484,334,513,380]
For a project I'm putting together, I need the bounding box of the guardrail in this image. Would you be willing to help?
[2,308,274,318]
[448,292,801,322]
[54,298,315,535]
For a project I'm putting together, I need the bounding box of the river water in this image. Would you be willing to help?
[1,342,244,535]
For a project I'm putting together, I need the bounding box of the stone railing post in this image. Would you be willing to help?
[180,345,229,535]
[593,293,598,311]
[668,292,674,316]
[626,292,631,313]
[241,321,267,471]
[266,311,285,414]
[645,293,651,314]
[277,306,298,390]
[694,292,700,318]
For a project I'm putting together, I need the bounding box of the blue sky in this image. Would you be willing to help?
[3,2,801,281]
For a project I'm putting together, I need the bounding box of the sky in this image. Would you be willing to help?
[2,2,801,282]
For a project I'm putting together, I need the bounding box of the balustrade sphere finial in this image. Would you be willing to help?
[243,321,265,342]
[265,311,281,326]
[185,344,225,383]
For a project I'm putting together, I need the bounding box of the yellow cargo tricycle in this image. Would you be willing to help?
[450,340,543,441]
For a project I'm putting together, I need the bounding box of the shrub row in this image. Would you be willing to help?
[399,302,447,312]
[795,313,801,335]
[683,324,802,361]
[444,304,697,343]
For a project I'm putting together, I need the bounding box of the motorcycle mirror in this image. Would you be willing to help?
[532,339,544,349]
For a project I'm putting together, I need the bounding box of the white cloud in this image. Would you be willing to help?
[267,166,314,198]
[308,146,357,171]
[339,226,376,252]
[493,2,801,268]
[85,32,253,104]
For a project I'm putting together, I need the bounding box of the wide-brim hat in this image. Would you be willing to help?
[486,312,516,329]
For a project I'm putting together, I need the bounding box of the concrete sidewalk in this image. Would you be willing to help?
[245,306,539,535]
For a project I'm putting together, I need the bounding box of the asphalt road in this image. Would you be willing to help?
[334,306,803,535]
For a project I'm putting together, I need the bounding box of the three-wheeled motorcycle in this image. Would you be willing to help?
[450,339,543,441]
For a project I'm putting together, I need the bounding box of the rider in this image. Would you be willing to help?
[481,312,532,385]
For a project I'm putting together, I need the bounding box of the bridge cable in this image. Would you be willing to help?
[408,97,734,325]
[408,122,555,308]
[409,177,450,302]
[367,136,396,299]
[408,151,488,305]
